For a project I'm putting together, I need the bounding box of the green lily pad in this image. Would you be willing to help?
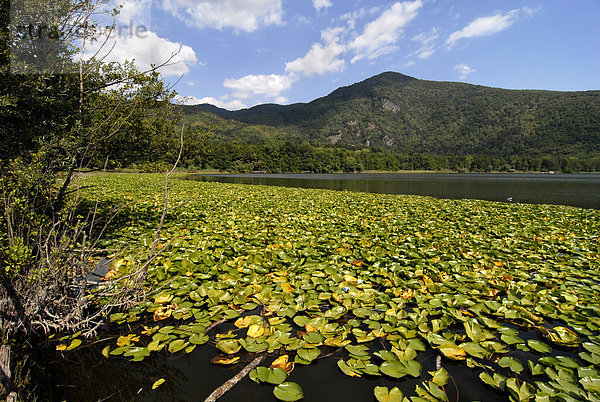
[273,382,303,402]
[168,339,188,354]
[189,333,209,345]
[303,331,323,344]
[297,348,320,362]
[216,339,241,354]
[527,339,551,354]
[380,359,422,379]
[459,342,488,359]
[374,386,403,402]
[430,367,449,386]
[527,360,545,376]
[501,334,524,345]
[580,376,600,393]
[437,343,466,361]
[583,342,600,355]
[479,371,506,391]
[506,378,534,401]
[345,344,369,357]
[66,338,82,351]
[498,356,524,373]
[337,360,362,378]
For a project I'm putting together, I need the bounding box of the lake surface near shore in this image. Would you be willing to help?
[187,173,600,209]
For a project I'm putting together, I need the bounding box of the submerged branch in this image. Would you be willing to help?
[203,354,266,402]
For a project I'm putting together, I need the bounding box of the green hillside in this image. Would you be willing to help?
[183,72,600,158]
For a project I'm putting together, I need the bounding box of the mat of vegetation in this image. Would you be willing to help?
[64,173,600,401]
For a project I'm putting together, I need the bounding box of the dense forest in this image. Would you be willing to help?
[181,141,600,174]
[178,72,600,172]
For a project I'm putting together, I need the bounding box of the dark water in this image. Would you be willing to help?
[187,173,600,209]
[50,337,504,402]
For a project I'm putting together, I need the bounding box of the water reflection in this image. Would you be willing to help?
[187,173,600,209]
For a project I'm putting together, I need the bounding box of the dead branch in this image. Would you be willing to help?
[203,354,266,402]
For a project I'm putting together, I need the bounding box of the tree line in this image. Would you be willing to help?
[180,141,600,174]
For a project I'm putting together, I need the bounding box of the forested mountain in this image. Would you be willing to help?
[182,72,600,159]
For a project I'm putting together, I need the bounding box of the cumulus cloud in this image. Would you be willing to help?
[285,27,346,76]
[313,0,332,12]
[84,30,198,77]
[411,27,439,59]
[454,63,475,80]
[348,0,422,63]
[114,0,152,24]
[176,95,247,110]
[223,73,296,99]
[159,0,283,32]
[446,7,536,48]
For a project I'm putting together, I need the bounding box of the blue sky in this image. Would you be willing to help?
[92,0,600,110]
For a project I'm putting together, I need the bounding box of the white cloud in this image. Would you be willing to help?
[411,27,439,59]
[115,0,152,24]
[348,0,422,63]
[285,27,346,76]
[313,0,332,12]
[446,7,536,47]
[176,95,247,110]
[84,30,198,77]
[454,63,475,80]
[159,0,283,32]
[404,60,415,68]
[274,96,288,104]
[340,7,382,30]
[223,73,296,99]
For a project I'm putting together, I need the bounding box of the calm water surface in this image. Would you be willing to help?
[188,173,600,209]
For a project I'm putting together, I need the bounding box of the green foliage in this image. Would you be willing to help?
[182,71,600,165]
[187,140,600,173]
[75,173,600,401]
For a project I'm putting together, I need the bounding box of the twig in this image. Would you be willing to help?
[205,318,228,333]
[203,354,266,402]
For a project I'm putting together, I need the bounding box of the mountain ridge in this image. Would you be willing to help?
[181,71,600,158]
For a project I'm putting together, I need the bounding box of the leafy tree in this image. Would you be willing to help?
[0,0,183,397]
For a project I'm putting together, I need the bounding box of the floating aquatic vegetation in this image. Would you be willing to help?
[60,173,600,400]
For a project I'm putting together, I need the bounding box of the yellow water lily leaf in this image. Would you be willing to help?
[152,378,166,390]
[305,323,318,332]
[324,337,352,347]
[153,306,172,321]
[270,355,295,374]
[141,326,158,336]
[400,289,414,299]
[437,343,466,360]
[281,283,293,293]
[117,334,140,346]
[343,274,358,284]
[247,324,265,338]
[56,343,67,351]
[154,294,174,304]
[235,316,252,328]
[211,354,241,365]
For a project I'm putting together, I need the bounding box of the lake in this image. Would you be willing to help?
[187,173,600,209]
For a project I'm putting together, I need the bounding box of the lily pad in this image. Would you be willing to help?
[498,356,524,373]
[527,339,552,354]
[380,359,422,379]
[273,382,303,402]
[374,386,404,402]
